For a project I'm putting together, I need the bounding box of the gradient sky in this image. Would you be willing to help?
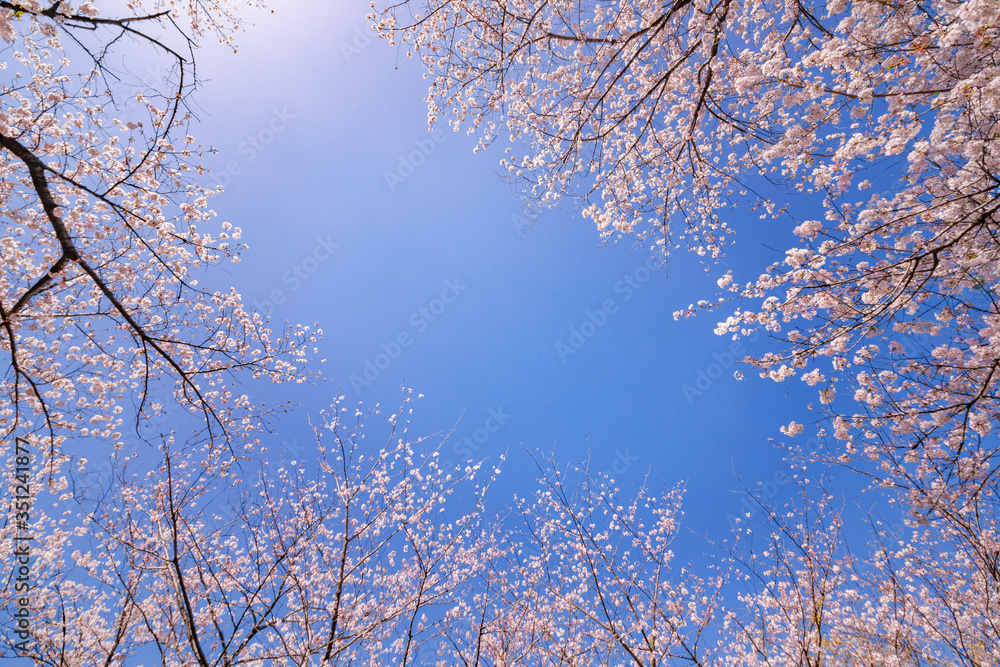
[175,0,828,554]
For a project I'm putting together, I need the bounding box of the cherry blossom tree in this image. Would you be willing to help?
[1,393,504,665]
[0,0,318,464]
[495,459,726,667]
[371,0,1000,521]
[0,2,334,659]
[369,2,1000,660]
[5,0,999,662]
[722,470,1000,667]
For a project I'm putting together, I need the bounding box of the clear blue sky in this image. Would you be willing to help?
[187,0,822,548]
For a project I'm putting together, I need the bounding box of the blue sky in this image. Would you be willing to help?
[183,0,825,548]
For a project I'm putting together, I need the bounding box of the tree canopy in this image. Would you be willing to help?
[1,0,998,664]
